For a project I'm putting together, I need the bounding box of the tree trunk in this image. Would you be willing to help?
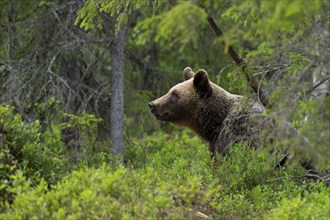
[110,27,125,161]
[7,0,15,65]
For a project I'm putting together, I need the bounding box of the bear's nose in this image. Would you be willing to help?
[148,101,155,112]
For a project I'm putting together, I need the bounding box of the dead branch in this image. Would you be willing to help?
[206,15,272,109]
[265,169,330,183]
[207,16,246,66]
[124,49,154,75]
[299,72,329,100]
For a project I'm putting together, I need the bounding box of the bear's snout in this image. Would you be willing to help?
[148,101,155,113]
[148,100,170,120]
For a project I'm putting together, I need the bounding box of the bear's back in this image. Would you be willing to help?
[215,97,267,155]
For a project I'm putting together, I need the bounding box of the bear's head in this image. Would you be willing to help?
[148,67,212,126]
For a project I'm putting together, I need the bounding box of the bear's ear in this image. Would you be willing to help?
[193,69,212,97]
[183,67,194,81]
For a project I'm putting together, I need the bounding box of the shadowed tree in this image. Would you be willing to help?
[110,23,125,160]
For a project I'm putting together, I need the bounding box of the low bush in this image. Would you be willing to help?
[0,132,219,219]
[1,125,329,219]
[0,105,68,210]
[0,105,109,211]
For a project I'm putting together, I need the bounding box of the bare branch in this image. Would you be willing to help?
[299,72,329,100]
[206,14,272,109]
[46,51,84,106]
[265,169,330,183]
[207,15,246,66]
[124,49,154,75]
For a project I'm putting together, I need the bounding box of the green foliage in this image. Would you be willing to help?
[60,112,102,142]
[219,0,329,168]
[1,127,329,219]
[221,0,327,44]
[1,0,329,219]
[290,97,330,168]
[124,89,158,137]
[266,183,330,219]
[0,105,110,211]
[0,133,217,219]
[155,2,207,51]
[75,0,102,31]
[0,105,67,209]
[0,105,67,183]
[76,0,172,32]
[215,143,279,190]
[59,112,111,168]
[246,42,273,63]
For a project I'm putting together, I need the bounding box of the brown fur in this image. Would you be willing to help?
[149,67,266,156]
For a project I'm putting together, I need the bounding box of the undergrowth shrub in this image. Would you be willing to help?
[266,184,330,219]
[59,112,108,168]
[0,105,108,211]
[0,131,219,219]
[209,143,329,219]
[0,105,67,210]
[1,128,329,219]
[215,143,305,190]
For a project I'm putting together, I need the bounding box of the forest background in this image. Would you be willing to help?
[0,0,329,219]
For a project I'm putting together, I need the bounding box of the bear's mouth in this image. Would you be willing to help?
[155,112,169,120]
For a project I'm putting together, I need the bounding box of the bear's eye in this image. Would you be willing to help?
[171,91,179,100]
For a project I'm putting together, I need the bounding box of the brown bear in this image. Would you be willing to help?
[148,67,267,156]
